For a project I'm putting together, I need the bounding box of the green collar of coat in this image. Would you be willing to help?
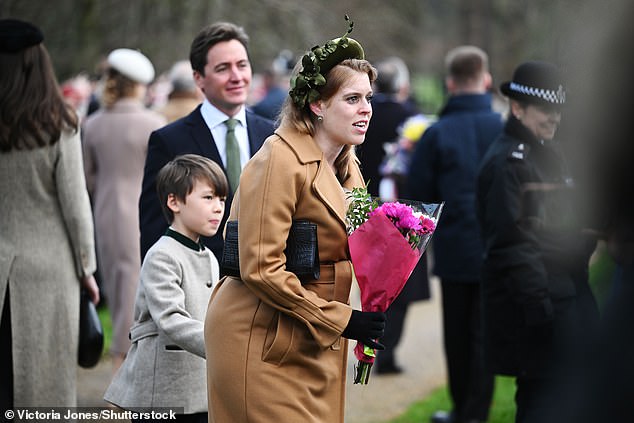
[164,228,205,252]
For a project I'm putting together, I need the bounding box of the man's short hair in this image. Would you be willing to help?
[445,45,489,86]
[189,22,249,75]
[374,56,410,95]
[168,60,197,93]
[156,154,228,224]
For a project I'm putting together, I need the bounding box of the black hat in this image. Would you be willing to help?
[0,18,44,53]
[500,61,566,107]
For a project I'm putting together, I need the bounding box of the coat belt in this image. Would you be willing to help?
[128,319,158,342]
[313,261,353,303]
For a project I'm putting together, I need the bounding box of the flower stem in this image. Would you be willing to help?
[353,360,373,384]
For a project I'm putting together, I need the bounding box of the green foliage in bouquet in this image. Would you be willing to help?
[345,185,378,234]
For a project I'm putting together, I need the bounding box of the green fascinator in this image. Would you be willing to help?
[289,15,365,108]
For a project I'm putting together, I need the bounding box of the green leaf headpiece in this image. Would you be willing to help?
[289,15,365,109]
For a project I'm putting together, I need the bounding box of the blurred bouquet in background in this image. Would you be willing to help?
[346,186,443,384]
[379,114,434,201]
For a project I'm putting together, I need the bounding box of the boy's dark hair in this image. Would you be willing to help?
[189,22,249,75]
[156,154,228,224]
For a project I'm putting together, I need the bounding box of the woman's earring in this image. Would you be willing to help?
[317,115,323,122]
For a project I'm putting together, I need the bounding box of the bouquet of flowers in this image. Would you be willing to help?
[380,114,432,179]
[346,186,443,384]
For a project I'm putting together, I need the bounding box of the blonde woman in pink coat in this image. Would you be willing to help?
[82,48,166,373]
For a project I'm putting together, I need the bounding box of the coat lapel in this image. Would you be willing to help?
[186,106,222,165]
[312,161,348,229]
[275,125,350,230]
[245,110,270,156]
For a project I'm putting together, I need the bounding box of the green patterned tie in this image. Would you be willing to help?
[224,118,240,192]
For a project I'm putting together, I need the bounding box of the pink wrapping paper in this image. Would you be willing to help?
[348,212,421,313]
[348,211,425,367]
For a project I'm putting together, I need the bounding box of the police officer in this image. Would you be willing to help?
[476,61,599,423]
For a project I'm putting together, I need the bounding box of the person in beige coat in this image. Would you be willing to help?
[158,60,203,124]
[82,48,166,373]
[0,19,99,409]
[205,21,386,422]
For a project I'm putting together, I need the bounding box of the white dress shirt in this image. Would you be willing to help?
[199,98,250,169]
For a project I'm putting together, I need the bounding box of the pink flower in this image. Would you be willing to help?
[419,216,436,234]
[370,202,422,232]
[345,187,444,384]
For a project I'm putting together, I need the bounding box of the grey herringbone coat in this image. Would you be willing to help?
[104,235,217,414]
[0,129,96,406]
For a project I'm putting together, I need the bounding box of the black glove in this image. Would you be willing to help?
[342,310,386,350]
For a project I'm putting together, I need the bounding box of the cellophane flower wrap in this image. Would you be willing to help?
[346,186,443,384]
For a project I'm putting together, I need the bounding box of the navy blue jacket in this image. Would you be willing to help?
[407,94,502,281]
[139,105,275,261]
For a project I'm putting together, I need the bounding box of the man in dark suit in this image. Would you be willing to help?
[408,46,503,423]
[140,22,275,261]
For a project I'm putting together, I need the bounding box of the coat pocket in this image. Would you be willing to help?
[262,310,294,365]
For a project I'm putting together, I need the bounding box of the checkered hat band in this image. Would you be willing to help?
[509,82,565,104]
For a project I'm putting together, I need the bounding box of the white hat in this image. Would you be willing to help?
[107,48,155,84]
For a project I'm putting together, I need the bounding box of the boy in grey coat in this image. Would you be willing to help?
[105,154,228,422]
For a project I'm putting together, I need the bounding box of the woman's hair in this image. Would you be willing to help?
[279,58,377,183]
[0,44,78,152]
[100,68,140,108]
[156,154,229,224]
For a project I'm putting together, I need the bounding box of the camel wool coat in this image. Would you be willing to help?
[205,124,364,423]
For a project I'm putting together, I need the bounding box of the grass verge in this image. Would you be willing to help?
[387,376,516,423]
[97,304,112,356]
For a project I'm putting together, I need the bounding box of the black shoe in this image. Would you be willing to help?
[430,410,453,423]
[375,360,403,375]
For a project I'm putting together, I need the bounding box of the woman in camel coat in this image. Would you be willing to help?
[205,26,385,422]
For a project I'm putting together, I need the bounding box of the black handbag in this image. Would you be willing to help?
[78,289,104,368]
[221,220,320,281]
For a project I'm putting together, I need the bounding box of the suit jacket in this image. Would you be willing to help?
[139,105,275,260]
[104,235,218,413]
[205,124,364,423]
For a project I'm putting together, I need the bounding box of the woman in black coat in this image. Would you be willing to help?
[476,61,599,423]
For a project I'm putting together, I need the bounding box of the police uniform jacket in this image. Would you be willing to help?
[476,116,598,377]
